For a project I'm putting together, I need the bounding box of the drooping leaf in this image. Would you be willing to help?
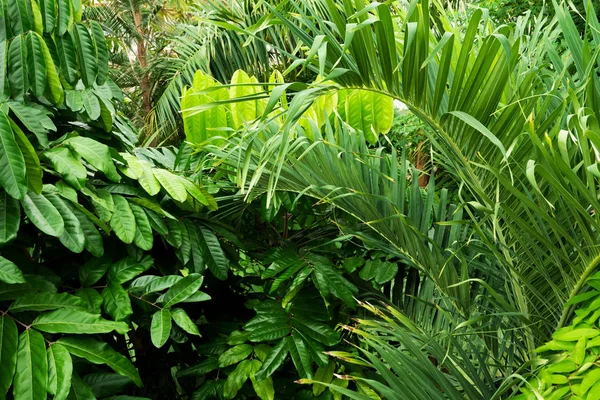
[68,373,96,400]
[11,121,42,194]
[7,35,28,99]
[0,316,18,397]
[156,273,203,308]
[0,191,20,244]
[171,308,200,336]
[68,204,104,257]
[176,358,218,378]
[39,0,56,33]
[109,195,136,244]
[107,256,152,285]
[46,193,85,253]
[152,169,187,203]
[26,32,47,97]
[13,329,47,400]
[223,359,255,400]
[255,337,290,381]
[250,374,275,400]
[55,32,78,85]
[65,137,120,182]
[7,0,31,34]
[81,89,100,120]
[8,101,53,147]
[218,344,253,368]
[89,21,107,85]
[21,192,65,237]
[9,292,87,312]
[32,309,129,334]
[313,360,335,396]
[47,344,72,400]
[197,225,228,280]
[79,256,110,287]
[38,33,63,105]
[130,203,153,251]
[56,0,71,35]
[0,111,26,199]
[150,309,171,348]
[101,283,133,321]
[0,256,25,284]
[72,23,97,87]
[137,160,161,196]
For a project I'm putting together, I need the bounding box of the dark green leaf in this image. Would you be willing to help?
[32,309,129,334]
[107,256,152,285]
[13,329,47,400]
[79,256,110,287]
[26,32,46,97]
[9,292,87,312]
[46,193,85,253]
[109,195,136,244]
[0,191,20,244]
[72,23,97,87]
[0,316,18,397]
[101,283,133,321]
[8,35,28,99]
[156,273,203,308]
[0,111,26,199]
[21,192,64,237]
[47,344,72,400]
[218,344,253,368]
[255,337,290,381]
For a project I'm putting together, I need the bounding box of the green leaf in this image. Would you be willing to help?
[553,328,600,341]
[45,147,86,189]
[313,360,335,396]
[150,309,171,348]
[292,315,339,346]
[0,191,20,244]
[40,0,56,33]
[171,308,200,336]
[58,337,141,387]
[152,169,187,203]
[7,0,31,34]
[89,21,107,85]
[102,283,133,321]
[130,203,153,251]
[26,32,46,97]
[177,358,218,378]
[32,309,129,334]
[56,0,71,35]
[13,329,47,400]
[68,204,104,257]
[74,288,103,314]
[109,195,136,244]
[9,292,87,312]
[82,373,133,398]
[81,89,100,120]
[11,121,42,194]
[46,193,85,253]
[197,225,228,280]
[255,337,289,381]
[374,261,398,285]
[8,102,53,147]
[219,344,253,368]
[0,111,26,199]
[107,256,152,285]
[21,192,64,237]
[55,32,78,85]
[582,369,600,394]
[288,334,313,379]
[223,359,255,400]
[65,137,120,182]
[157,273,203,308]
[250,374,274,400]
[8,35,28,99]
[445,111,507,159]
[47,344,72,400]
[72,23,97,87]
[343,89,393,144]
[79,256,110,287]
[0,256,25,284]
[137,160,161,196]
[0,316,18,397]
[68,373,95,400]
[30,0,43,35]
[39,35,64,105]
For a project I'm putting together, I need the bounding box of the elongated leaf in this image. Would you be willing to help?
[81,89,100,120]
[8,102,53,147]
[110,195,136,244]
[0,40,6,98]
[7,0,30,34]
[68,202,104,257]
[255,337,290,381]
[47,344,72,400]
[39,34,63,105]
[32,309,129,334]
[219,344,253,368]
[69,373,95,400]
[57,337,142,387]
[75,288,103,314]
[55,32,78,85]
[65,137,120,182]
[292,315,339,346]
[8,35,28,99]
[0,316,18,397]
[153,169,187,202]
[21,192,64,237]
[40,0,56,33]
[177,358,218,378]
[171,308,200,336]
[0,191,20,244]
[288,334,313,379]
[197,226,228,280]
[90,21,107,85]
[0,256,25,284]
[9,292,86,312]
[11,121,42,194]
[102,283,133,321]
[79,256,110,287]
[224,359,258,400]
[150,309,171,348]
[72,23,97,88]
[0,111,26,199]
[46,193,85,253]
[45,147,86,189]
[56,0,71,35]
[107,256,152,285]
[130,203,153,251]
[137,160,161,196]
[13,329,47,400]
[26,32,46,97]
[157,273,203,308]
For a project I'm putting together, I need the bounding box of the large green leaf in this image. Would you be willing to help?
[0,316,18,397]
[0,111,26,199]
[343,89,393,144]
[13,329,47,400]
[0,256,25,284]
[229,70,264,128]
[197,225,228,280]
[255,337,290,381]
[150,309,171,348]
[56,0,71,36]
[55,32,78,85]
[0,40,7,98]
[7,0,30,36]
[9,292,87,312]
[57,337,142,387]
[223,359,257,400]
[79,256,110,287]
[0,191,20,244]
[72,23,97,88]
[81,89,100,120]
[288,334,313,379]
[8,35,28,99]
[130,203,153,251]
[39,0,56,33]
[109,195,136,244]
[171,308,200,336]
[47,344,72,400]
[44,147,87,189]
[46,193,85,253]
[65,137,120,182]
[39,33,63,105]
[26,32,46,97]
[21,192,64,237]
[32,309,129,334]
[69,373,96,400]
[68,204,104,257]
[8,102,53,147]
[137,160,161,196]
[218,344,253,368]
[292,315,339,346]
[107,256,152,285]
[11,121,42,194]
[89,21,107,85]
[101,283,133,321]
[152,169,187,203]
[156,273,203,308]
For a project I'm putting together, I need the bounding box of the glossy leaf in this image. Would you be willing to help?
[65,137,120,182]
[255,337,290,381]
[102,283,133,321]
[150,309,171,348]
[109,195,136,244]
[46,193,85,253]
[13,329,47,400]
[218,344,253,368]
[0,316,18,397]
[9,292,87,312]
[0,256,25,284]
[21,192,64,237]
[72,23,97,87]
[157,273,204,308]
[0,191,20,244]
[32,309,129,334]
[171,308,200,336]
[8,35,28,99]
[0,111,26,199]
[47,344,72,400]
[26,32,46,97]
